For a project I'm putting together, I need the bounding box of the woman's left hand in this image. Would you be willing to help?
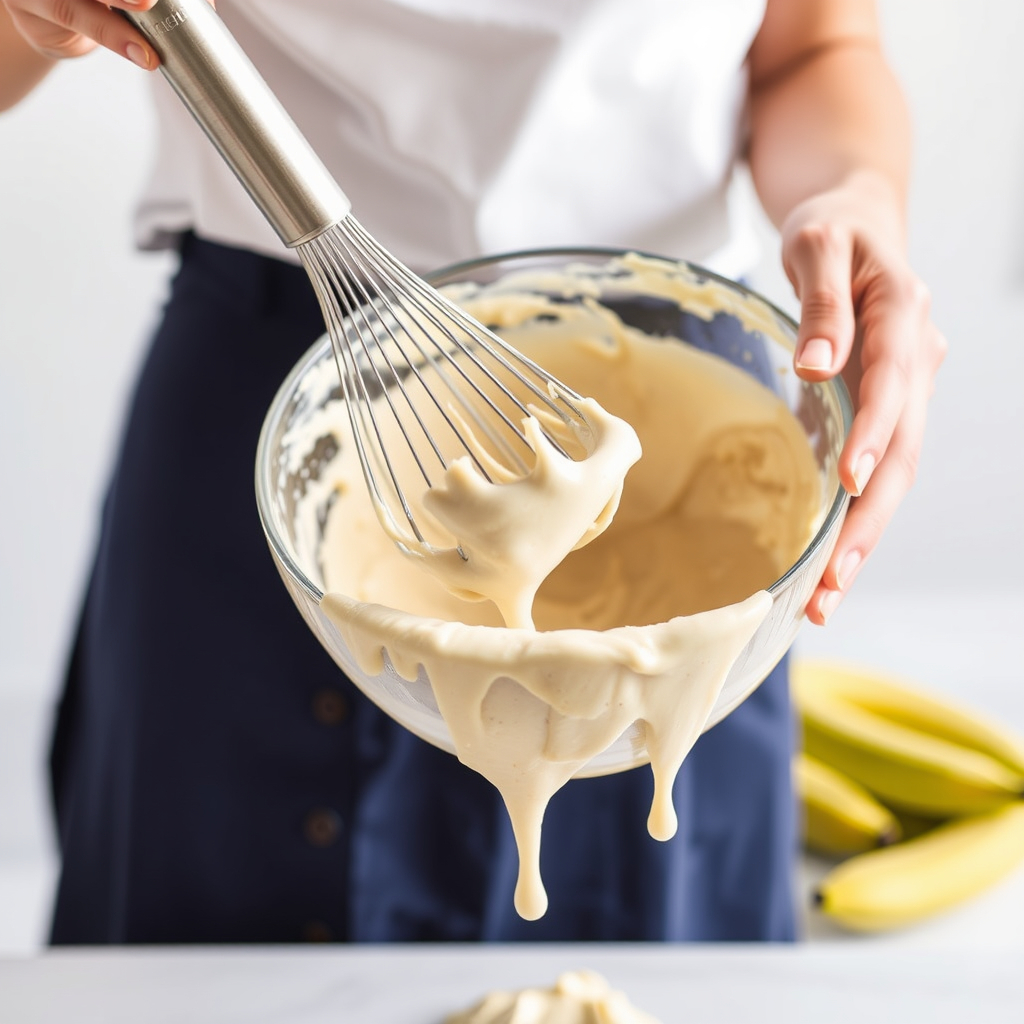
[780,169,947,625]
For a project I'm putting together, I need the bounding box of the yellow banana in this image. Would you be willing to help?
[793,677,1024,816]
[795,753,900,856]
[793,659,1024,775]
[815,802,1024,932]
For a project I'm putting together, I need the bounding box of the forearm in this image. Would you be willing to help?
[0,3,55,111]
[747,40,911,235]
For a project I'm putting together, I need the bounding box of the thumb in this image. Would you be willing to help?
[782,223,857,380]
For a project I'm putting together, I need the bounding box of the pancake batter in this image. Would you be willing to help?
[313,257,822,920]
[390,393,642,631]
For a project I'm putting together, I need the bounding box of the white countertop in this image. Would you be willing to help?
[1,944,1021,1024]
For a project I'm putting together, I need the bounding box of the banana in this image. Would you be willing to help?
[793,659,1024,775]
[793,675,1024,816]
[815,802,1024,932]
[795,753,900,856]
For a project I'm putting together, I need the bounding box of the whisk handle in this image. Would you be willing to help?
[125,0,350,247]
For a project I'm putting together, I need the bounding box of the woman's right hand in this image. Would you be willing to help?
[2,0,160,69]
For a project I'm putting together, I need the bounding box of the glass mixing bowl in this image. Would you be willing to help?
[255,249,853,776]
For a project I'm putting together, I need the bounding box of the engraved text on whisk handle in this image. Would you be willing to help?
[149,10,188,37]
[124,0,351,247]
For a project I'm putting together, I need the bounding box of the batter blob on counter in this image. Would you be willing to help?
[445,970,662,1024]
[316,257,822,920]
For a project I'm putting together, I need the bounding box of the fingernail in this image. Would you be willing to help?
[796,337,833,371]
[851,452,876,496]
[835,550,862,591]
[126,42,150,69]
[819,589,842,624]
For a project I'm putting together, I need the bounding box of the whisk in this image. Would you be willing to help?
[127,0,596,552]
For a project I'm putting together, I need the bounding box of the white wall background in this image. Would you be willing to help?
[1,1,1023,952]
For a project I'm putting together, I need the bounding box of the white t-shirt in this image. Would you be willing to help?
[136,0,767,275]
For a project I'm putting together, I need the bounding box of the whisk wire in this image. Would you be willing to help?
[344,219,591,424]
[344,219,586,443]
[334,224,535,470]
[320,230,498,481]
[322,246,442,482]
[303,244,429,544]
[298,215,598,551]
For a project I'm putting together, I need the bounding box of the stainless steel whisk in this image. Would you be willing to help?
[128,0,595,551]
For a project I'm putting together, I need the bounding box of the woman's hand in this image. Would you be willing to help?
[782,169,947,625]
[2,0,159,69]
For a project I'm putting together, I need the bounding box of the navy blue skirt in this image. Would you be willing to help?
[49,234,798,945]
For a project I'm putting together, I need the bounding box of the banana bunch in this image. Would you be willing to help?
[795,752,901,856]
[792,659,1024,932]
